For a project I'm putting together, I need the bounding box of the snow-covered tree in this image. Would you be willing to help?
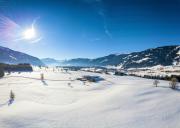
[10,90,15,100]
[153,79,159,87]
[170,78,178,89]
[41,73,44,81]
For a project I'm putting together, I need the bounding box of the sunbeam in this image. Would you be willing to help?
[0,14,41,44]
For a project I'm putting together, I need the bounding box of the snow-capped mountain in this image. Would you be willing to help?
[51,45,180,68]
[41,58,62,66]
[0,46,45,66]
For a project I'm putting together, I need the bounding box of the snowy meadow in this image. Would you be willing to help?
[0,67,180,128]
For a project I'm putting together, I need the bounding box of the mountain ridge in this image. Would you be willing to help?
[0,46,45,66]
[41,45,180,68]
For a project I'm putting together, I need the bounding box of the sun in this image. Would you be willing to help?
[23,27,36,39]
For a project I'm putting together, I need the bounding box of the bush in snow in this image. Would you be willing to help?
[170,77,178,89]
[153,79,159,87]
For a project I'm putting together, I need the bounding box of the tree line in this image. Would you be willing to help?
[0,63,33,77]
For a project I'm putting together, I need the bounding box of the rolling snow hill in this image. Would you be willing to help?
[0,69,180,128]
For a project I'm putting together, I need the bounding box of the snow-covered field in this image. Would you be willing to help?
[0,70,180,128]
[127,65,180,77]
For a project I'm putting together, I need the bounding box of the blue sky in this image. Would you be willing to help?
[0,0,180,59]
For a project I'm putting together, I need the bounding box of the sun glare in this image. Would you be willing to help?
[23,28,36,39]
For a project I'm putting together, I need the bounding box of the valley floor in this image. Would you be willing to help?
[0,70,180,128]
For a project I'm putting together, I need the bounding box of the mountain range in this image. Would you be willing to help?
[42,45,180,68]
[0,45,179,68]
[0,46,44,66]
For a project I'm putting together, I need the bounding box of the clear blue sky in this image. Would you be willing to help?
[0,0,180,59]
